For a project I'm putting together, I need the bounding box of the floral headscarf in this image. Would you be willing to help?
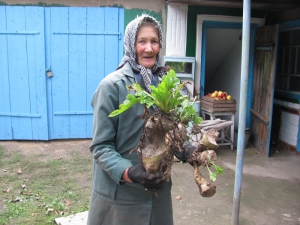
[118,14,166,93]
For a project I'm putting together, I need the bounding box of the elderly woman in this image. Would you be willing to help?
[87,15,173,225]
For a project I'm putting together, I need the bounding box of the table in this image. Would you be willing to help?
[201,109,235,150]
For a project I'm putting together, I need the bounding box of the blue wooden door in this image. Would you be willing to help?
[0,6,48,140]
[45,7,124,139]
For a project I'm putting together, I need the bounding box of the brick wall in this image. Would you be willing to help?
[272,99,300,154]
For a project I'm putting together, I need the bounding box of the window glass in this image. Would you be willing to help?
[289,76,300,92]
[276,75,287,90]
[289,47,296,74]
[282,48,290,73]
[280,31,290,46]
[296,48,300,74]
[165,61,193,74]
[277,48,283,73]
[291,30,300,46]
[276,28,300,93]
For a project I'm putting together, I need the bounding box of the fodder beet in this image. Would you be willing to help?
[109,70,224,196]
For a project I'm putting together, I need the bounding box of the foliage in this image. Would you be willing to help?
[109,69,202,125]
[165,61,185,73]
[206,156,223,182]
[0,146,91,225]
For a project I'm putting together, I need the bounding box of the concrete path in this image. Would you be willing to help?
[55,144,300,225]
[55,211,88,224]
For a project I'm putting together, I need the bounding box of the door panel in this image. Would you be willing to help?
[46,7,124,139]
[0,6,48,140]
[250,24,279,156]
[0,6,123,140]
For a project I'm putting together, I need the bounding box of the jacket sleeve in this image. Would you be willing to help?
[90,76,133,184]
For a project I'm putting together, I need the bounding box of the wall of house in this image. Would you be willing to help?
[0,0,164,10]
[278,8,300,23]
[206,41,242,127]
[185,5,300,154]
[185,6,274,58]
[272,100,300,154]
[0,0,167,42]
[272,18,300,153]
[0,1,167,140]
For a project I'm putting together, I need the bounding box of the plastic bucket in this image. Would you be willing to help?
[193,101,201,115]
[234,128,250,149]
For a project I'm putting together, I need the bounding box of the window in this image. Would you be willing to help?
[164,56,196,99]
[164,56,195,81]
[276,28,300,93]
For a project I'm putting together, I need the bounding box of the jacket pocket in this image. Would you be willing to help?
[92,164,118,200]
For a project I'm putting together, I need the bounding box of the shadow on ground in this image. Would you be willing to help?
[171,144,300,225]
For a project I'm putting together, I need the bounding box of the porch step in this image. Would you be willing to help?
[54,211,88,225]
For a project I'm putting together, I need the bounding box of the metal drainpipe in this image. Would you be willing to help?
[232,0,251,224]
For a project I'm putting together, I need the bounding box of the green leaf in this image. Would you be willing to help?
[130,84,155,108]
[150,70,181,112]
[206,157,223,182]
[193,116,203,125]
[214,165,223,174]
[108,94,140,117]
[109,69,203,127]
[177,98,203,125]
[209,172,217,182]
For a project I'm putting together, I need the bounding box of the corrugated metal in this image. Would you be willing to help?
[0,6,124,140]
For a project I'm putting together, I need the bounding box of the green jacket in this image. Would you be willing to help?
[87,62,173,225]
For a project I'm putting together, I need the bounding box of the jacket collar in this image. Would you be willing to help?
[121,62,135,78]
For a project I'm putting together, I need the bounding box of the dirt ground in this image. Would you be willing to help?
[0,139,93,217]
[0,139,92,160]
[1,140,300,225]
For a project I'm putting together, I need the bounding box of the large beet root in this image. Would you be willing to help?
[138,112,176,173]
[193,162,216,197]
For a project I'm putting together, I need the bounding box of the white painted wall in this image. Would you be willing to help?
[206,41,242,127]
[274,99,300,148]
[165,4,188,57]
[205,28,242,79]
[195,15,263,98]
[274,99,300,146]
[280,111,299,146]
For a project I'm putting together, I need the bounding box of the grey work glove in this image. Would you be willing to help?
[185,144,198,166]
[127,163,163,192]
[174,144,196,163]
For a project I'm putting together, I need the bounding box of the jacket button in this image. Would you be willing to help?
[148,201,152,205]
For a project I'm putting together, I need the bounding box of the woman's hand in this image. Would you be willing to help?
[125,163,163,192]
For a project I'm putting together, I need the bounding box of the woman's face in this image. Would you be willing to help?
[135,25,160,68]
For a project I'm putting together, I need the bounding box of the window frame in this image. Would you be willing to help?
[276,26,300,94]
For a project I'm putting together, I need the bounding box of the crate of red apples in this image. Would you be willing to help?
[201,90,236,113]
